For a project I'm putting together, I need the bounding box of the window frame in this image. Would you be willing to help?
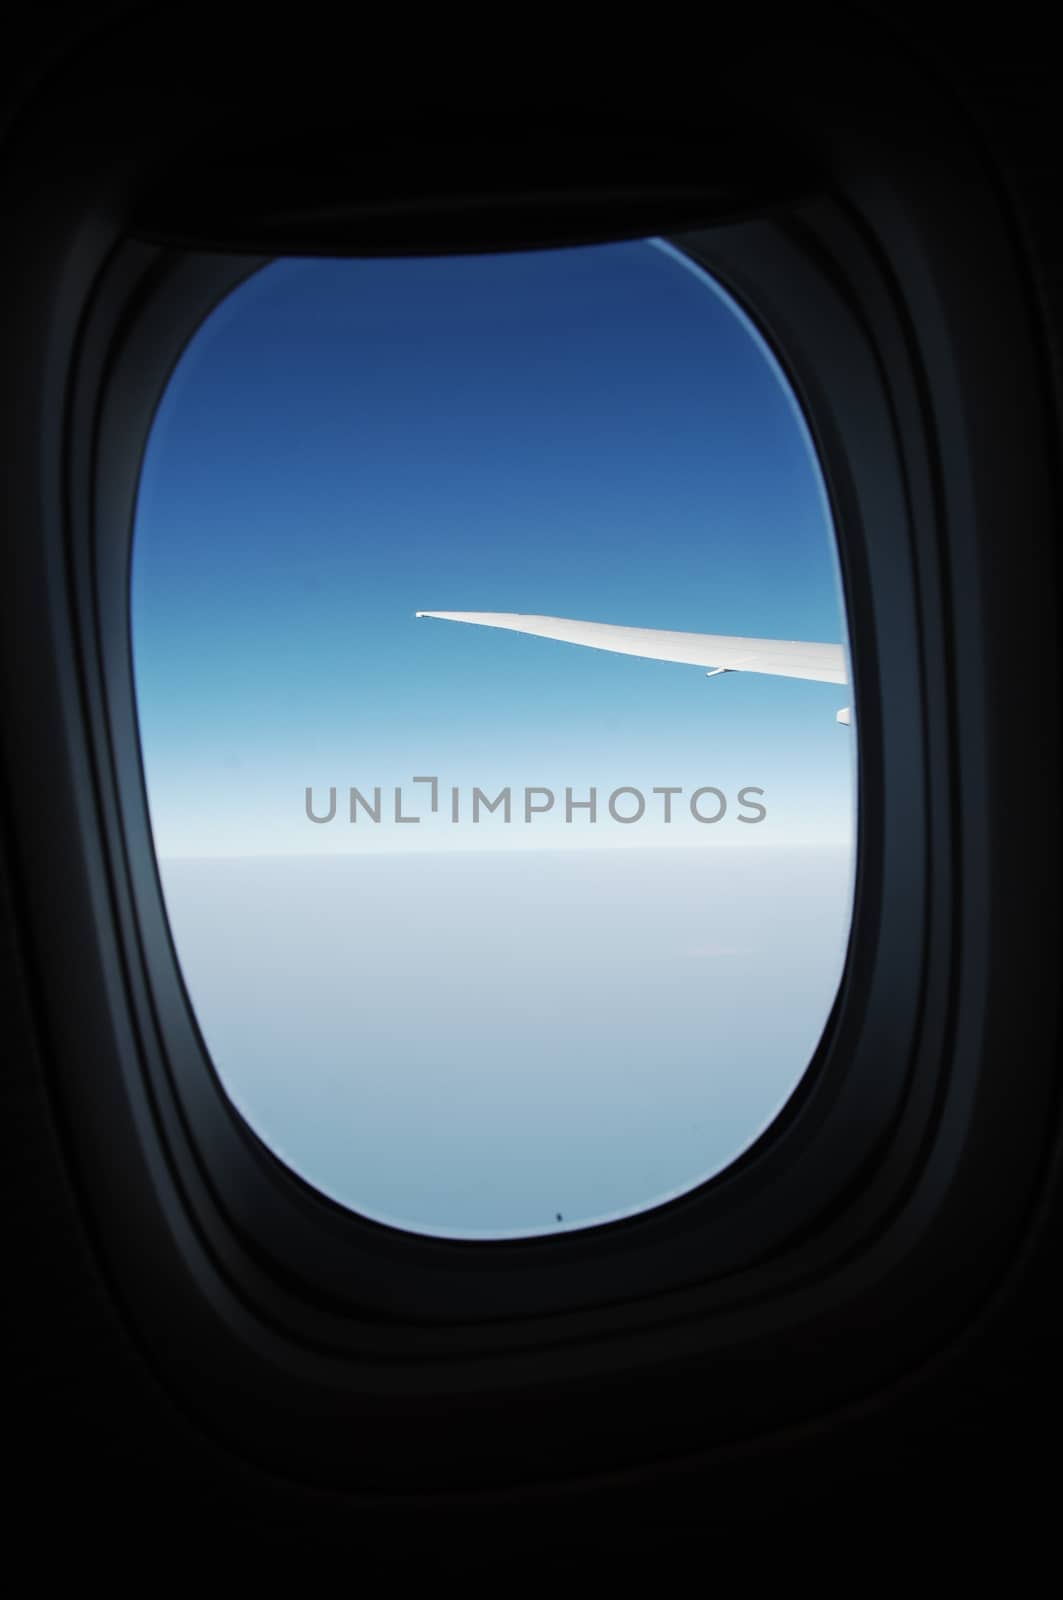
[3,45,1058,1489]
[87,214,896,1315]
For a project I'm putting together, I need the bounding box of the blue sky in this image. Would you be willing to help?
[130,239,856,1238]
[132,240,853,858]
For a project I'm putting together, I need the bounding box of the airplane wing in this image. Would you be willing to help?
[415,610,847,686]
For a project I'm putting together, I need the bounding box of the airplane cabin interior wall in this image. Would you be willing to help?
[1,3,1060,1560]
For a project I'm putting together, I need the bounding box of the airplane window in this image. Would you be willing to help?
[130,240,856,1240]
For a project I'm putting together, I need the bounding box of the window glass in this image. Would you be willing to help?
[131,240,855,1238]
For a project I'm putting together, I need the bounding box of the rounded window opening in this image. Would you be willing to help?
[131,240,856,1240]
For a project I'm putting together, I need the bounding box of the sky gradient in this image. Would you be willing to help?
[131,238,856,1237]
